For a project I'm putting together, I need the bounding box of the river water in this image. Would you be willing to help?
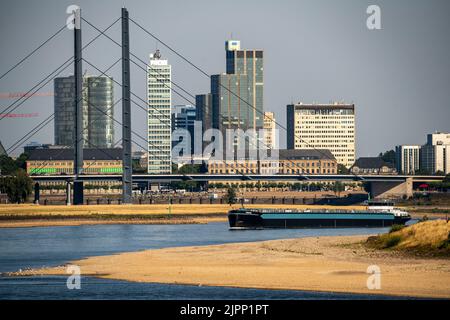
[0,222,414,299]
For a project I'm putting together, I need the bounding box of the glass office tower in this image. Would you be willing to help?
[54,75,114,148]
[85,76,114,148]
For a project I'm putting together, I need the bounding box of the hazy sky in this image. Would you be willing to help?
[0,0,449,157]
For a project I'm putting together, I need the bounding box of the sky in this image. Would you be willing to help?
[0,0,449,157]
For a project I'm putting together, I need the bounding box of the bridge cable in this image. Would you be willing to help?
[129,18,357,179]
[0,24,67,81]
[0,17,121,122]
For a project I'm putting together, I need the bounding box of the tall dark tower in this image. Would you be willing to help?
[73,7,84,205]
[121,8,132,204]
[210,40,264,159]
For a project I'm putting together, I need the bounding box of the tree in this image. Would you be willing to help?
[332,181,345,197]
[0,155,18,175]
[173,164,202,174]
[379,150,396,166]
[444,174,450,184]
[415,168,431,175]
[337,164,349,174]
[0,169,33,203]
[15,153,28,170]
[224,186,237,206]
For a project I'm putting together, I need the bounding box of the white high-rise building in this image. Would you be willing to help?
[395,145,420,175]
[147,50,172,174]
[420,132,450,175]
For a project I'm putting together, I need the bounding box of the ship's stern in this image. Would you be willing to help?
[228,210,264,229]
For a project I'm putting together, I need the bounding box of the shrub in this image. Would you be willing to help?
[383,235,402,248]
[389,224,405,233]
[438,232,450,250]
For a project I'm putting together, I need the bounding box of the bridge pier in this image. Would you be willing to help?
[368,177,413,199]
[66,181,71,206]
[33,183,40,205]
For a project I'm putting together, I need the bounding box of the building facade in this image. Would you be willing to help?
[350,157,397,175]
[263,112,276,149]
[147,50,172,174]
[208,149,337,175]
[172,105,197,158]
[395,145,420,175]
[420,132,450,175]
[54,75,114,148]
[85,76,114,148]
[26,148,122,175]
[210,40,264,154]
[287,103,355,168]
[195,93,212,153]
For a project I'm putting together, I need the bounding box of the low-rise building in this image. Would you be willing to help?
[208,149,337,175]
[26,148,123,175]
[350,157,397,175]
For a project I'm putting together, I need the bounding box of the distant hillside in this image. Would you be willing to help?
[366,220,450,257]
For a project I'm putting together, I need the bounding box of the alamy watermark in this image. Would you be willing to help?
[66,264,81,290]
[366,265,381,290]
[366,5,381,30]
[66,5,80,30]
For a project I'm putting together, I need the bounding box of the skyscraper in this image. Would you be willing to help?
[210,40,264,154]
[147,50,172,174]
[172,105,197,156]
[195,93,212,154]
[54,75,114,148]
[286,102,356,168]
[85,76,114,148]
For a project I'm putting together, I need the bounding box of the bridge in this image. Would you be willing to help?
[30,174,443,183]
[30,174,445,200]
[1,7,445,205]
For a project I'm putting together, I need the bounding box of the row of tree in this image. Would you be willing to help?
[208,181,354,193]
[426,174,450,191]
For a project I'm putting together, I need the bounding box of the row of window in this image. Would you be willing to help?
[209,168,336,174]
[28,161,120,166]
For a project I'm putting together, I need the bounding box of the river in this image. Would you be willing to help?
[0,222,415,299]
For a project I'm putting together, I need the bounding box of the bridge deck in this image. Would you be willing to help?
[28,174,444,183]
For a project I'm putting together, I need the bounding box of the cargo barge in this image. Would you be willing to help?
[228,201,411,229]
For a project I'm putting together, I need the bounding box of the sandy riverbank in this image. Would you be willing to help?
[10,232,450,298]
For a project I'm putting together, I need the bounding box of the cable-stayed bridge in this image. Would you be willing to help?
[1,7,446,204]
